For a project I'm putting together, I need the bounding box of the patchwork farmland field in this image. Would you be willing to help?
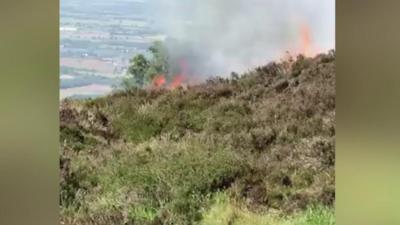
[60,0,165,99]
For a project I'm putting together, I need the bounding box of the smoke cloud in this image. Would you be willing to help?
[149,0,335,78]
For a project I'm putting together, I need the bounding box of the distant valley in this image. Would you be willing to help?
[60,0,165,99]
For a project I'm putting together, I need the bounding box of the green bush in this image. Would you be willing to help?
[72,138,245,224]
[201,192,334,225]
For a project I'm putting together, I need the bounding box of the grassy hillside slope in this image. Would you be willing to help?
[60,51,335,225]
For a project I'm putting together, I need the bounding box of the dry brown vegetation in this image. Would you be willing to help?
[60,51,335,225]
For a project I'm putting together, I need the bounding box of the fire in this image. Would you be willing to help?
[277,22,321,61]
[169,59,188,89]
[152,74,166,88]
[151,59,189,90]
[169,74,185,89]
[298,23,318,57]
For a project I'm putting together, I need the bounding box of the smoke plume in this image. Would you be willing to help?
[149,0,335,78]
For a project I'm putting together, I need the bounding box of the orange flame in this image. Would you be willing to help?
[298,23,319,57]
[276,22,321,61]
[168,59,188,89]
[150,59,191,90]
[169,74,185,89]
[152,74,166,88]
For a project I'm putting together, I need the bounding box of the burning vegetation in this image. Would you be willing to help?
[60,50,335,225]
[121,41,200,91]
[124,19,324,92]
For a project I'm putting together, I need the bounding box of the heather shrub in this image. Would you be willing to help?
[60,52,335,225]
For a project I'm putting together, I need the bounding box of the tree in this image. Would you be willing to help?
[127,54,149,87]
[147,41,169,79]
[122,41,170,89]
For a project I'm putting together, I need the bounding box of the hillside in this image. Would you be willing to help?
[60,51,335,225]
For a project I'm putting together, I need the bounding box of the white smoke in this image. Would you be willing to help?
[149,0,335,77]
